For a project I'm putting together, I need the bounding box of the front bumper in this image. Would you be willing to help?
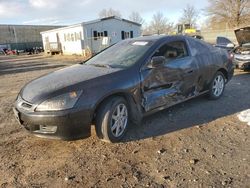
[13,106,92,140]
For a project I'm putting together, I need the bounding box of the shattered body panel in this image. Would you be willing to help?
[141,56,199,111]
[140,37,231,113]
[14,35,234,140]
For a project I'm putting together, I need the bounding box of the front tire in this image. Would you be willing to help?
[208,71,225,100]
[95,97,129,143]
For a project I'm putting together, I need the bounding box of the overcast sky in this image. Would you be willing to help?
[0,0,209,26]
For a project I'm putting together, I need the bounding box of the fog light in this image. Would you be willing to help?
[34,125,57,134]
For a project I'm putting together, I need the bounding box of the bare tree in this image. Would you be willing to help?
[99,8,122,18]
[129,11,145,25]
[144,12,174,35]
[206,0,250,28]
[179,4,199,27]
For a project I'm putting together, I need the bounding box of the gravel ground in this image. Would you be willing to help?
[0,54,249,188]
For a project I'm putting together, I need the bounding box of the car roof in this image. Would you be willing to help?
[132,35,188,42]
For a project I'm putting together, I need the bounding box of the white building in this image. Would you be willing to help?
[41,16,141,56]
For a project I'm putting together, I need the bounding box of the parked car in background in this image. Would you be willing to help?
[0,49,5,55]
[215,27,250,71]
[2,48,18,55]
[13,35,234,142]
[215,36,235,51]
[233,27,250,71]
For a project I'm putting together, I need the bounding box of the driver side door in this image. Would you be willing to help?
[141,40,199,112]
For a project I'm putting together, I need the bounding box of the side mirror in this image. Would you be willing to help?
[226,43,235,48]
[149,56,166,68]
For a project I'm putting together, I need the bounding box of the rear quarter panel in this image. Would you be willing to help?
[187,38,231,89]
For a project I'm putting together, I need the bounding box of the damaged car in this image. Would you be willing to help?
[13,35,234,142]
[233,27,250,71]
[215,36,235,51]
[215,27,250,71]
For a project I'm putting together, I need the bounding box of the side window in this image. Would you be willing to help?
[152,41,188,61]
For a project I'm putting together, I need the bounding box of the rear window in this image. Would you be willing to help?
[216,37,232,45]
[188,38,215,54]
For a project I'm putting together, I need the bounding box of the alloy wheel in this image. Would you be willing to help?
[111,103,128,137]
[212,75,224,97]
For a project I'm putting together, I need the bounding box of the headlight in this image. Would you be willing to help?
[35,90,82,111]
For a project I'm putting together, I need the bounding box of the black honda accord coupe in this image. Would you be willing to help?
[13,35,234,142]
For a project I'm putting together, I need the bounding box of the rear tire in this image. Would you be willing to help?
[208,71,225,100]
[95,97,130,143]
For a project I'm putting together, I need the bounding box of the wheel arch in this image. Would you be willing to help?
[217,68,228,81]
[92,91,143,125]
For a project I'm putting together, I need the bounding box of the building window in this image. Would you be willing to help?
[71,34,74,41]
[79,32,82,40]
[97,32,104,38]
[104,31,108,37]
[67,33,70,41]
[130,31,133,38]
[121,31,125,40]
[75,32,79,40]
[93,31,98,40]
[125,32,130,39]
[74,32,77,41]
[122,31,131,40]
[93,31,107,40]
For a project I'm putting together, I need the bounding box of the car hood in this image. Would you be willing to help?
[235,27,250,46]
[21,64,120,103]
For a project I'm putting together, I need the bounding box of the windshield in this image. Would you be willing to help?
[85,40,153,68]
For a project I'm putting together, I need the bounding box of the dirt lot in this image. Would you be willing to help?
[0,54,249,188]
